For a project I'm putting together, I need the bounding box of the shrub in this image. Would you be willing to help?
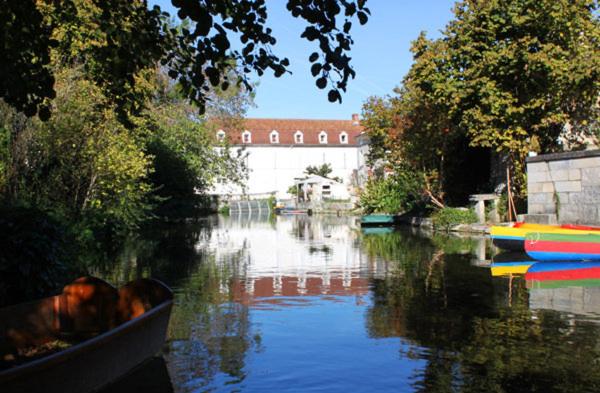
[431,207,477,231]
[0,206,79,306]
[358,170,423,214]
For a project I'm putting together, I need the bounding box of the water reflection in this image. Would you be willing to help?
[526,261,600,317]
[97,215,600,392]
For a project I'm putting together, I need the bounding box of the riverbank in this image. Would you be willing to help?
[397,215,492,235]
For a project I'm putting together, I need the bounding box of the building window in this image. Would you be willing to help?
[319,131,328,144]
[294,131,304,144]
[216,130,225,142]
[242,130,251,144]
[339,131,348,144]
[270,130,279,144]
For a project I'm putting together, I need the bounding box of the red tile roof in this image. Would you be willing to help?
[218,117,363,145]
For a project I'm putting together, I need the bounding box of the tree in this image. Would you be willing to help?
[422,0,600,194]
[363,0,600,201]
[138,71,249,215]
[1,0,370,119]
[304,163,333,178]
[0,67,151,229]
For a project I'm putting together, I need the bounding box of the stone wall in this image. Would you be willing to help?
[527,149,600,225]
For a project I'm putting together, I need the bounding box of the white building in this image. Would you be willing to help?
[294,175,350,202]
[212,115,367,200]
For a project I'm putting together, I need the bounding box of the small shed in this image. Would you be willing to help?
[294,175,349,202]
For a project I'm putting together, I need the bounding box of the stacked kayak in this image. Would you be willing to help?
[491,223,600,261]
[490,223,554,251]
[525,232,600,261]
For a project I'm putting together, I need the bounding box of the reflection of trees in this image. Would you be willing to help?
[90,218,260,391]
[461,305,600,392]
[91,218,217,287]
[165,252,261,391]
[363,229,600,392]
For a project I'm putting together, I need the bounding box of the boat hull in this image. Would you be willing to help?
[0,278,173,393]
[491,223,600,252]
[525,233,600,261]
[360,214,399,227]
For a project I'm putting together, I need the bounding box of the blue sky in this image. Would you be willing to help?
[150,1,456,120]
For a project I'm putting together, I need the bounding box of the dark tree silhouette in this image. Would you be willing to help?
[0,0,370,119]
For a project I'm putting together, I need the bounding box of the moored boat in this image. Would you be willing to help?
[0,276,173,393]
[491,222,600,251]
[360,214,399,227]
[525,232,600,261]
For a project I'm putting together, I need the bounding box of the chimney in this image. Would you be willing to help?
[351,113,359,125]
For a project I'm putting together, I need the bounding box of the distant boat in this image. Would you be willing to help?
[491,222,600,251]
[525,261,600,288]
[360,214,399,227]
[525,232,600,261]
[0,277,173,393]
[275,207,310,215]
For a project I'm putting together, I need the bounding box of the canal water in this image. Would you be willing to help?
[99,214,600,393]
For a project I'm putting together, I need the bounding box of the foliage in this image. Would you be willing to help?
[431,207,478,231]
[0,206,79,306]
[441,0,599,195]
[1,68,152,230]
[305,163,334,178]
[287,184,299,196]
[1,0,370,118]
[38,0,169,123]
[0,1,55,119]
[362,0,600,202]
[358,170,423,214]
[218,204,230,216]
[138,69,249,216]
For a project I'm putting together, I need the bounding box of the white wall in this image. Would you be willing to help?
[213,145,360,199]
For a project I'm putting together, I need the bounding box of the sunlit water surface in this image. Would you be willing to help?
[98,215,600,393]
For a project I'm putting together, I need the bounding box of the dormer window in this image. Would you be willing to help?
[270,130,279,144]
[216,130,225,142]
[339,131,348,144]
[319,131,328,144]
[242,130,251,144]
[294,131,304,144]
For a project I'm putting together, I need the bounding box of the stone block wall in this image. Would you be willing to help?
[527,149,600,225]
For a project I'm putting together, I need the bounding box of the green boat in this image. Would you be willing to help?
[360,214,400,227]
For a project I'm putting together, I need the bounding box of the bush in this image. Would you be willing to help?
[218,204,230,215]
[358,170,423,214]
[0,206,79,306]
[431,207,478,231]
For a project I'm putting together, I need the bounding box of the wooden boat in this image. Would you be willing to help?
[525,261,600,288]
[0,276,173,393]
[491,222,600,251]
[525,232,600,261]
[360,214,399,227]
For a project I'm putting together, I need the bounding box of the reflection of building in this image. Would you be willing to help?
[212,116,366,199]
[529,286,600,316]
[205,215,372,304]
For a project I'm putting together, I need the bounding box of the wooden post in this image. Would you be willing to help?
[507,167,513,222]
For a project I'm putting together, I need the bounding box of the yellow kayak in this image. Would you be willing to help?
[490,222,600,251]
